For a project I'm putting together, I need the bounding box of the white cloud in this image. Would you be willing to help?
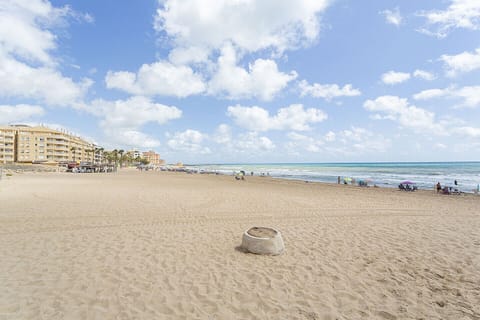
[440,47,480,77]
[286,128,391,155]
[87,96,182,128]
[338,127,391,153]
[108,130,161,149]
[106,44,297,101]
[0,104,44,123]
[286,132,323,152]
[154,0,331,55]
[380,8,403,26]
[0,0,92,106]
[213,124,232,144]
[168,46,211,66]
[210,125,274,156]
[417,0,480,38]
[80,96,182,149]
[227,104,327,132]
[167,129,211,154]
[413,88,445,100]
[208,44,297,100]
[413,69,436,80]
[413,86,480,108]
[0,0,69,65]
[0,53,92,106]
[324,131,336,142]
[381,71,411,85]
[454,126,480,138]
[299,80,361,100]
[235,132,275,152]
[364,95,442,132]
[105,61,206,98]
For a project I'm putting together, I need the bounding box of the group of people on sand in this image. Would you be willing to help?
[436,180,460,194]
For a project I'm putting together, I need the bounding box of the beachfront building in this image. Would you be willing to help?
[0,125,99,165]
[0,127,16,164]
[128,149,141,159]
[142,150,165,166]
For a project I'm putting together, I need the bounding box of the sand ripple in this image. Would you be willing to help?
[0,171,479,319]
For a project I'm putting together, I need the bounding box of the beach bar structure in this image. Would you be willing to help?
[0,125,102,165]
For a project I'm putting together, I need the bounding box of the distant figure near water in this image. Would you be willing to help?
[436,182,442,193]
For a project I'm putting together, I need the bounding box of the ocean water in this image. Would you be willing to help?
[189,162,480,193]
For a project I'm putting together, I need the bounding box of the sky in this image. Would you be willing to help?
[1,0,480,163]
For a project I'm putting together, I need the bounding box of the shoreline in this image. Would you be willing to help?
[185,162,480,194]
[2,166,479,197]
[2,162,479,194]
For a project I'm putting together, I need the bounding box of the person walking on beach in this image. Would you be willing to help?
[436,182,442,193]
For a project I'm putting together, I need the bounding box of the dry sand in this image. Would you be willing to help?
[0,169,479,319]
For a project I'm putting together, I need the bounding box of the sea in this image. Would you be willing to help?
[187,162,480,193]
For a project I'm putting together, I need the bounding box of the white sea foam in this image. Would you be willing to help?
[192,162,480,193]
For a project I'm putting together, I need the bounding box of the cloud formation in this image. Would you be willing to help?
[380,8,403,26]
[0,0,92,106]
[0,0,68,65]
[235,132,275,152]
[440,47,480,77]
[381,71,411,85]
[413,86,480,108]
[285,128,391,156]
[286,132,324,153]
[413,69,436,80]
[208,45,297,100]
[299,80,361,100]
[364,95,442,132]
[453,126,480,138]
[227,104,327,132]
[0,104,45,123]
[105,62,206,98]
[154,0,331,55]
[167,129,211,154]
[82,96,182,148]
[417,0,480,38]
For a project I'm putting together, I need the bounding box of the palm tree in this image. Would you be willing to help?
[103,151,112,164]
[126,153,134,166]
[118,149,124,168]
[111,149,118,171]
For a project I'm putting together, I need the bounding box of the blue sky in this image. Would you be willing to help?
[1,0,480,163]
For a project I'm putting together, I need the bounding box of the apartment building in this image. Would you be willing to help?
[142,150,165,165]
[0,125,98,164]
[0,127,16,164]
[127,149,141,159]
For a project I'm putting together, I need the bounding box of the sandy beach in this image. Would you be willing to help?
[0,169,479,319]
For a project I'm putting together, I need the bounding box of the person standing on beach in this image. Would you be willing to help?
[454,179,458,186]
[337,176,340,184]
[436,182,442,193]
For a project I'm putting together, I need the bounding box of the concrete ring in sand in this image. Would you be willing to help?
[241,227,285,255]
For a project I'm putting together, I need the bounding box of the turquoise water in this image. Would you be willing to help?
[189,162,480,192]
